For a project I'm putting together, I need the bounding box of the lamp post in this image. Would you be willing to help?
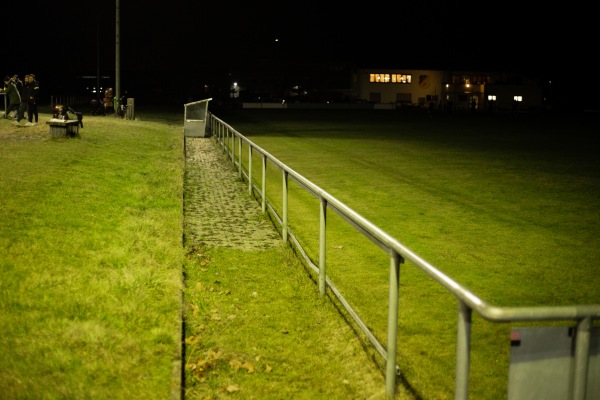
[115,0,121,113]
[96,6,100,100]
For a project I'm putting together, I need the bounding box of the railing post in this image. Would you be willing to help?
[282,171,289,243]
[572,316,591,400]
[318,198,327,296]
[229,130,234,163]
[455,301,472,400]
[238,136,242,178]
[220,124,225,151]
[248,146,253,196]
[385,251,402,398]
[261,155,267,213]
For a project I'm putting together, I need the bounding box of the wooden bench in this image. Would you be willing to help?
[46,118,81,138]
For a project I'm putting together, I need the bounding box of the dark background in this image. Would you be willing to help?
[4,1,598,109]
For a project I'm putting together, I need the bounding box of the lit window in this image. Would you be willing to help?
[370,73,412,83]
[513,96,522,102]
[487,95,496,101]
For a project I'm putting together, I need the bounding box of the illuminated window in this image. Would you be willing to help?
[370,73,411,84]
[513,96,522,102]
[487,95,496,101]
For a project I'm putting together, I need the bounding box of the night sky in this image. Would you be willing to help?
[4,1,598,107]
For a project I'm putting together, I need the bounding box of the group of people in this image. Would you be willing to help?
[1,74,40,126]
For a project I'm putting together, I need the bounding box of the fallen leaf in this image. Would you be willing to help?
[242,361,255,373]
[191,304,200,317]
[206,349,223,361]
[226,384,240,393]
[230,359,243,370]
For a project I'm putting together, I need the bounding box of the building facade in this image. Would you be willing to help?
[353,68,544,112]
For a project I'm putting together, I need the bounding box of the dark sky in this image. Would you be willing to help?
[4,1,597,106]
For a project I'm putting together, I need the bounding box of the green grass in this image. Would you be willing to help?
[2,108,598,399]
[206,108,600,398]
[0,110,388,400]
[214,108,600,306]
[0,113,186,399]
[182,246,386,399]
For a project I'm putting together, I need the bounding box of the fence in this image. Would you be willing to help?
[50,95,90,109]
[205,112,599,399]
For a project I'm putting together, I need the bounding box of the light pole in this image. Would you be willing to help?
[96,5,100,100]
[115,0,121,113]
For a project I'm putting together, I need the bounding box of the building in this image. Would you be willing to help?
[353,68,544,112]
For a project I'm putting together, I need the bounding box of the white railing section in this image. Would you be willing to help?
[205,112,600,400]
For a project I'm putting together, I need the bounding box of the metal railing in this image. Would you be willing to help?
[206,112,600,399]
[50,95,90,109]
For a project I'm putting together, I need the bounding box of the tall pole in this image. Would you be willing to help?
[96,6,100,100]
[115,0,121,113]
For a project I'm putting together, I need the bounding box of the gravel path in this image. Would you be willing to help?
[184,137,282,251]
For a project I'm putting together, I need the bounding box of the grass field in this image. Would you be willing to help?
[1,106,598,399]
[206,107,600,398]
[212,107,600,306]
[0,112,186,399]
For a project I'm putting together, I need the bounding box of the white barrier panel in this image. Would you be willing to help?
[184,98,212,137]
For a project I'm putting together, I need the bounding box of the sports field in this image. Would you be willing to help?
[208,107,600,397]
[1,107,597,399]
[214,108,600,305]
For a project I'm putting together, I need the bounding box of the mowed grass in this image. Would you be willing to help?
[206,107,600,398]
[0,109,388,400]
[0,112,186,399]
[2,106,598,399]
[213,108,600,306]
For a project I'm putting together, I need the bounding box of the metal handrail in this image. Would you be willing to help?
[207,112,600,399]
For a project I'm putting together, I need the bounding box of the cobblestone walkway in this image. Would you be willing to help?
[184,137,282,251]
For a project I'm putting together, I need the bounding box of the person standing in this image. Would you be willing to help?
[103,87,114,114]
[14,75,30,126]
[4,75,22,120]
[12,75,23,119]
[0,76,6,118]
[25,74,40,126]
